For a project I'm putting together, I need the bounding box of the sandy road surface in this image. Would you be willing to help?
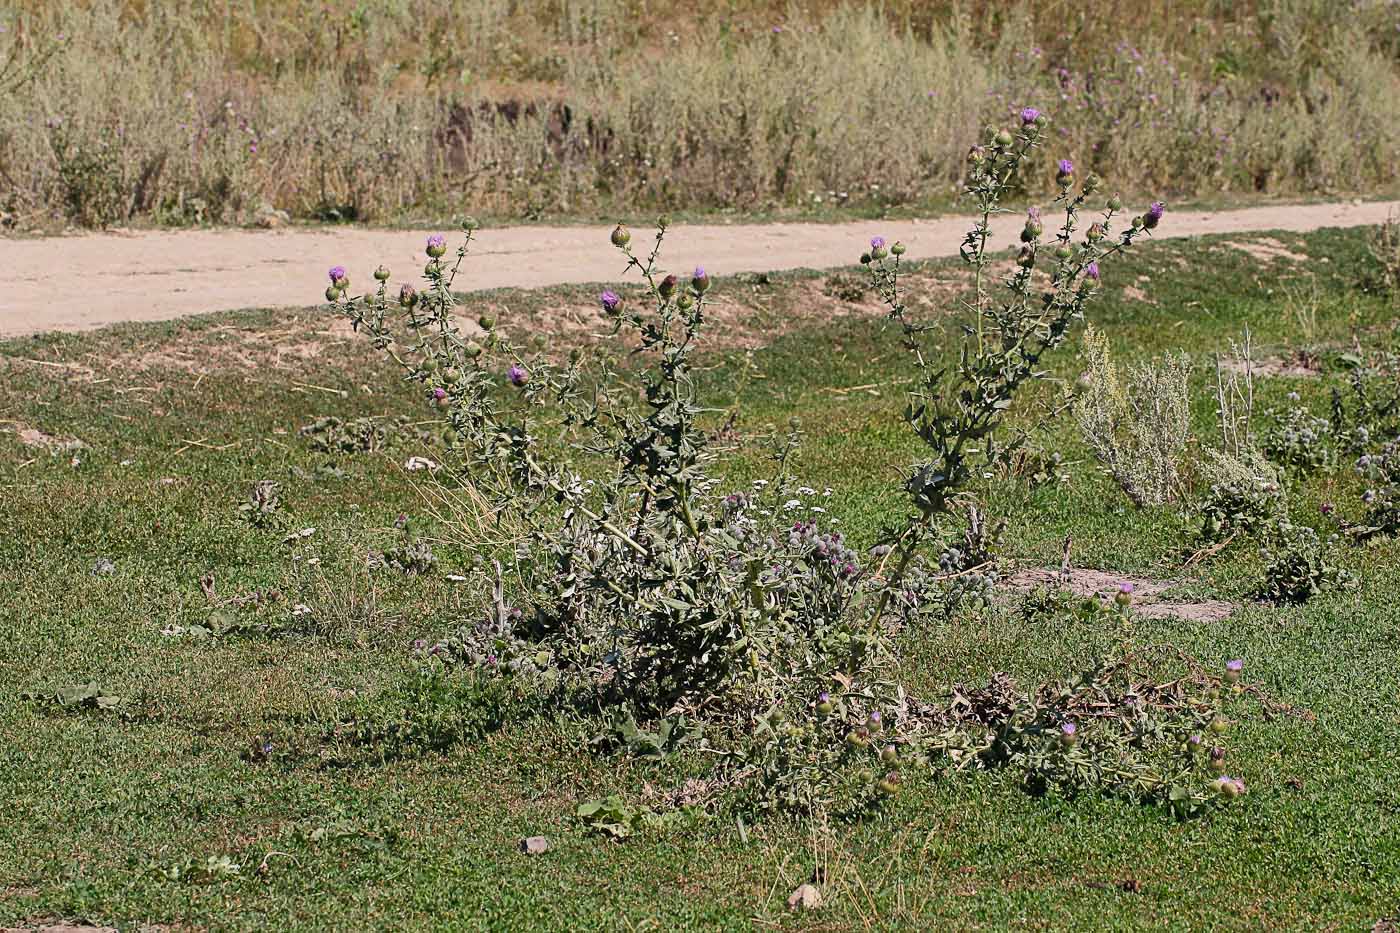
[2,200,1396,337]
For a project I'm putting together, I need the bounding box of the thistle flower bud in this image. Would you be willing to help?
[876,773,900,796]
[373,265,391,282]
[461,215,480,231]
[966,145,986,165]
[424,260,443,277]
[1087,222,1106,243]
[1059,721,1078,747]
[1209,716,1228,735]
[1016,246,1035,269]
[610,223,631,248]
[1144,201,1165,230]
[658,274,678,299]
[1022,207,1043,241]
[1083,172,1101,195]
[426,233,447,258]
[600,289,621,314]
[1054,244,1073,260]
[880,744,898,764]
[845,728,869,749]
[994,129,1014,147]
[324,285,340,303]
[1224,658,1243,684]
[1108,194,1123,211]
[442,367,461,385]
[692,266,710,293]
[1113,579,1130,604]
[815,691,834,716]
[1208,746,1226,773]
[870,237,888,260]
[464,342,483,358]
[859,252,872,265]
[891,241,906,256]
[677,291,695,311]
[399,283,417,307]
[1056,159,1074,186]
[328,265,348,289]
[867,710,883,731]
[507,365,528,387]
[478,314,495,331]
[1187,733,1204,752]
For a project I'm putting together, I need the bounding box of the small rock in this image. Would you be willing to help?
[519,835,550,855]
[787,883,823,911]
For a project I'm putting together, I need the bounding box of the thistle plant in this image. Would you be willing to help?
[314,112,1272,821]
[862,113,1161,586]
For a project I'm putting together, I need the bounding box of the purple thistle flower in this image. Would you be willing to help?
[1226,659,1243,673]
[1027,206,1041,223]
[1020,106,1041,125]
[507,365,528,387]
[868,710,881,724]
[600,289,621,313]
[1118,580,1131,593]
[1060,721,1077,736]
[1057,159,1074,176]
[328,265,347,284]
[1145,201,1165,229]
[1085,262,1101,280]
[427,233,446,250]
[870,236,886,250]
[432,387,447,400]
[818,691,830,704]
[692,266,711,293]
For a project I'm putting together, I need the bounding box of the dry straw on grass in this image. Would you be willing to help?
[2,0,1398,228]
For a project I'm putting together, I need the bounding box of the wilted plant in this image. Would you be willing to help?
[1214,328,1257,458]
[239,480,282,528]
[1074,325,1192,507]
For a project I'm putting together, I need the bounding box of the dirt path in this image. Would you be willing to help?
[2,200,1396,338]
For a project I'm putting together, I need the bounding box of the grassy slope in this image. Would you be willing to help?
[2,228,1399,930]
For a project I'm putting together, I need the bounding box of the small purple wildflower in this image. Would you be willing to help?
[1057,159,1074,176]
[1020,106,1041,125]
[328,265,347,284]
[1226,659,1243,673]
[1145,201,1165,229]
[692,266,711,293]
[818,691,830,704]
[1118,581,1132,593]
[507,365,528,387]
[427,233,446,250]
[1085,261,1101,280]
[432,387,447,401]
[600,289,621,313]
[1060,721,1077,736]
[870,236,886,250]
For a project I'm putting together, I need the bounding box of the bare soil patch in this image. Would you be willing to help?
[1006,566,1235,622]
[1225,237,1309,264]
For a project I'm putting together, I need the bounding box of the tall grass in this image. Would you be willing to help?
[1,0,1397,228]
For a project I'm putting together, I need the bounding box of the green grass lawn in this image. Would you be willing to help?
[2,227,1399,930]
